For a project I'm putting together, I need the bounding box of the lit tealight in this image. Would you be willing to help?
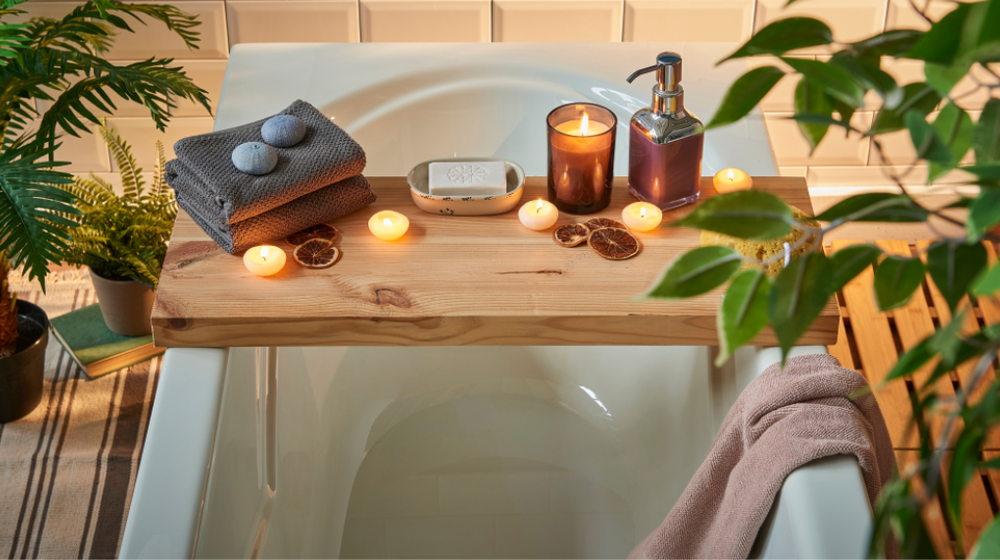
[243,245,286,277]
[368,210,410,241]
[621,202,663,232]
[713,168,753,194]
[518,199,559,230]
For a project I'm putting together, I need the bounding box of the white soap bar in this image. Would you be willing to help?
[428,161,507,196]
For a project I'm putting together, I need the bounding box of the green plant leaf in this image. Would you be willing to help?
[644,246,743,300]
[929,326,988,381]
[874,256,926,310]
[721,17,833,61]
[0,134,78,289]
[849,29,925,59]
[948,428,985,534]
[932,308,968,365]
[870,83,942,135]
[832,99,856,133]
[974,98,1000,164]
[768,252,836,362]
[816,192,929,223]
[927,241,988,313]
[963,163,1000,181]
[905,110,954,164]
[716,269,771,365]
[928,102,975,181]
[924,62,968,97]
[705,66,785,129]
[793,77,835,151]
[829,243,881,292]
[971,516,1000,559]
[829,54,903,109]
[968,188,1000,239]
[781,57,866,108]
[672,190,794,240]
[885,336,935,382]
[973,261,1000,296]
[905,2,972,64]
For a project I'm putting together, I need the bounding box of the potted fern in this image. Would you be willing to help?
[0,0,210,421]
[63,122,175,336]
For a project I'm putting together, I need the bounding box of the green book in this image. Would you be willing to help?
[48,304,164,379]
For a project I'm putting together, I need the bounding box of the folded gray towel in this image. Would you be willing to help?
[174,174,376,254]
[166,99,366,224]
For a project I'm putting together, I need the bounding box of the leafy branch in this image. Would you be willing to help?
[650,0,1000,555]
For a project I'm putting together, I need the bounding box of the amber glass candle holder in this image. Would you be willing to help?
[547,103,617,214]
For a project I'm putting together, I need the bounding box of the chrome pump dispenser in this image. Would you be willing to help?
[626,52,704,210]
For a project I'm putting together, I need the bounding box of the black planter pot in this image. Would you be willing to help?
[0,300,48,423]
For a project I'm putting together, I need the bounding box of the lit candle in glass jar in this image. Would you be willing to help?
[368,210,410,241]
[243,245,286,276]
[518,199,559,230]
[713,168,753,193]
[621,202,663,232]
[547,103,617,214]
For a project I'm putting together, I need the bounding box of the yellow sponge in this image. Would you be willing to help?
[699,205,821,277]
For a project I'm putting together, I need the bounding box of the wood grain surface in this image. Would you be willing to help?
[152,176,839,347]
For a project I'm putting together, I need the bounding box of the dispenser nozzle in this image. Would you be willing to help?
[627,52,684,115]
[626,52,682,92]
[627,64,659,84]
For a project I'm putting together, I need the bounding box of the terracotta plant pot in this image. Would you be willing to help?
[0,300,48,423]
[90,269,155,337]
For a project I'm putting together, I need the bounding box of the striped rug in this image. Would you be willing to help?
[0,275,161,559]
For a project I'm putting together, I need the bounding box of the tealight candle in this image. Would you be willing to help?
[518,199,559,230]
[243,245,286,276]
[621,202,663,232]
[368,210,410,241]
[713,168,753,194]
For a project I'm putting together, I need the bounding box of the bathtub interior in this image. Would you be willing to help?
[192,344,768,559]
[179,42,790,559]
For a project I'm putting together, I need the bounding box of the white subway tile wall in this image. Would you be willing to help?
[19,0,986,190]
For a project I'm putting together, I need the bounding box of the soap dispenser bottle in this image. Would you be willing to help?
[626,52,704,210]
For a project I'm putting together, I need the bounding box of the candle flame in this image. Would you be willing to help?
[580,113,589,136]
[383,217,393,227]
[260,246,269,261]
[640,206,647,219]
[535,199,544,213]
[727,169,735,181]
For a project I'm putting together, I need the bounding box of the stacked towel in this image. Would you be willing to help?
[165,100,376,253]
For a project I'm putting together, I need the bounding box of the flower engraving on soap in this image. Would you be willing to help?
[447,164,488,184]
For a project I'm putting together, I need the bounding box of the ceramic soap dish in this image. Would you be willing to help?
[408,157,525,216]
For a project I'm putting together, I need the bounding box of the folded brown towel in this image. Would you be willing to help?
[629,354,895,559]
[166,99,366,224]
[175,175,376,254]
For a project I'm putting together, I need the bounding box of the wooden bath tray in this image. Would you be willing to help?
[152,176,839,347]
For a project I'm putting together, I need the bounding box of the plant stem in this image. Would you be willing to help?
[920,346,1000,558]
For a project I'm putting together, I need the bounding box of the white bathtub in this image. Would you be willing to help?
[121,43,871,559]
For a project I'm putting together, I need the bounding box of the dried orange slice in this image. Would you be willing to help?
[584,217,628,231]
[292,238,341,268]
[588,227,640,260]
[553,223,590,247]
[286,224,339,247]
